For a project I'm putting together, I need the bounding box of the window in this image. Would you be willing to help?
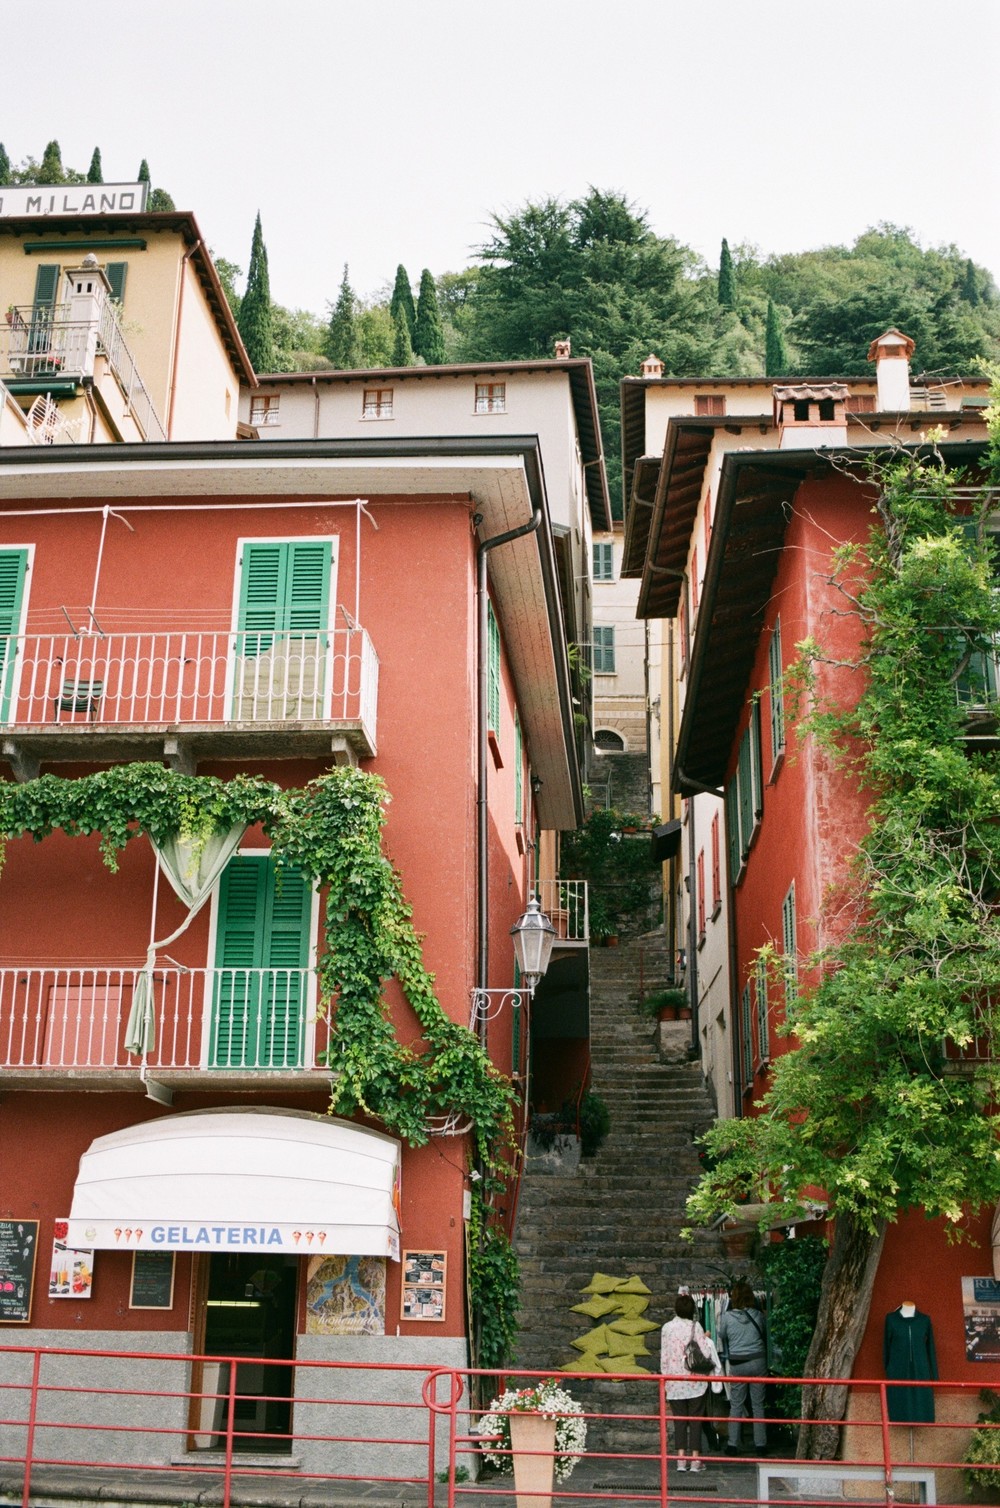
[696,849,706,943]
[475,381,506,414]
[769,619,786,761]
[691,546,699,616]
[679,580,690,670]
[233,539,332,720]
[695,394,726,417]
[250,395,281,428]
[595,729,626,751]
[33,264,60,309]
[756,956,769,1064]
[362,387,393,419]
[514,713,523,824]
[726,704,764,876]
[593,626,616,674]
[0,549,29,721]
[105,262,127,305]
[487,603,501,737]
[740,981,753,1091]
[846,393,875,414]
[710,813,721,911]
[782,883,798,1005]
[593,541,614,582]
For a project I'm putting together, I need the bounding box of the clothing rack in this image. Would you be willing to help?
[690,1287,770,1359]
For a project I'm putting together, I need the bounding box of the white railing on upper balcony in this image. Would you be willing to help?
[536,878,589,942]
[0,626,379,746]
[0,966,330,1073]
[1,302,166,441]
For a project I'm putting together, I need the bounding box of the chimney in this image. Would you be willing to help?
[867,328,915,412]
[64,255,113,378]
[554,338,571,360]
[773,384,849,449]
[640,353,664,379]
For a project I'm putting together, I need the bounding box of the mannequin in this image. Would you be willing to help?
[883,1304,937,1423]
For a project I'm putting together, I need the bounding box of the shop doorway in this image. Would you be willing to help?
[192,1252,299,1453]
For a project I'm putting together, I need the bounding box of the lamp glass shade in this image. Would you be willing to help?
[510,894,556,988]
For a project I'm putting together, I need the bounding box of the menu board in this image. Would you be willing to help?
[0,1219,39,1324]
[401,1249,446,1322]
[129,1251,176,1310]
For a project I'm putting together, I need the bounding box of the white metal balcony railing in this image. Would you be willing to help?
[0,966,330,1073]
[1,302,166,441]
[535,878,589,943]
[0,627,379,747]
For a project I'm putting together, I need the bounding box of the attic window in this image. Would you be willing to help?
[695,395,726,417]
[793,399,810,422]
[475,382,506,415]
[818,398,835,421]
[249,395,280,428]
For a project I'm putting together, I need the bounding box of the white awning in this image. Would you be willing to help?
[64,1108,401,1259]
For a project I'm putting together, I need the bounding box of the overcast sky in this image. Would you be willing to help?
[5,0,998,314]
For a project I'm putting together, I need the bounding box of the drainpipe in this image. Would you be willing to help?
[311,375,320,438]
[476,504,543,1018]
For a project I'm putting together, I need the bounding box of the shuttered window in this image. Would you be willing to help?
[0,549,28,721]
[769,618,786,759]
[756,956,769,1063]
[750,700,764,818]
[487,602,501,737]
[710,812,721,909]
[740,982,753,1091]
[738,727,753,857]
[105,263,127,304]
[593,542,614,582]
[514,713,523,823]
[33,264,60,307]
[593,625,616,673]
[782,883,798,1005]
[237,540,331,651]
[211,856,311,1069]
[725,778,740,881]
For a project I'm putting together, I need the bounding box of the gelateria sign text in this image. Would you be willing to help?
[0,183,149,218]
[64,1220,339,1253]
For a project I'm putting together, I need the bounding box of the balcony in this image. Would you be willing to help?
[0,965,333,1093]
[0,626,379,776]
[536,879,589,945]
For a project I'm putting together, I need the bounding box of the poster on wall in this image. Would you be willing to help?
[962,1277,1000,1362]
[49,1223,93,1300]
[305,1255,386,1335]
[0,1219,38,1324]
[401,1250,446,1322]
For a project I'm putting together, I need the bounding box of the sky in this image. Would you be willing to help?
[3,0,999,315]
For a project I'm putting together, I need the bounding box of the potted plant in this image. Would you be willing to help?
[965,1389,1000,1501]
[480,1377,587,1508]
[640,986,688,1021]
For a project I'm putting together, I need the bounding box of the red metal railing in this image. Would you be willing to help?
[0,1347,996,1508]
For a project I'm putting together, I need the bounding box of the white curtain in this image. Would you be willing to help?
[124,824,247,1056]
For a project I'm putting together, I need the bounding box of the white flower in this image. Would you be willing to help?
[479,1378,587,1482]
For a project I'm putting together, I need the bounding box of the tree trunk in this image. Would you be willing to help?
[796,1210,888,1460]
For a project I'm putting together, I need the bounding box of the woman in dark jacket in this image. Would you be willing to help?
[718,1281,768,1455]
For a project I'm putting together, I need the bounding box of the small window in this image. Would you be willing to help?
[593,625,615,674]
[695,395,726,417]
[756,956,769,1064]
[475,381,506,414]
[782,883,798,1005]
[593,541,614,582]
[249,394,280,428]
[769,619,786,761]
[818,397,835,421]
[514,713,523,824]
[595,729,626,751]
[362,387,393,419]
[846,393,875,414]
[793,398,810,422]
[487,604,501,737]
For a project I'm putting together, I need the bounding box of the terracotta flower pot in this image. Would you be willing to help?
[510,1411,557,1508]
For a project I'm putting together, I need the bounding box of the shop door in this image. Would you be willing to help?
[199,1252,299,1452]
[210,856,311,1069]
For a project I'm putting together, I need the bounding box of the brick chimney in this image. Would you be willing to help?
[773,384,849,449]
[640,353,664,379]
[554,339,571,360]
[867,328,915,412]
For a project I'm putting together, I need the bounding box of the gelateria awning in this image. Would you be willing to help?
[63,1108,401,1259]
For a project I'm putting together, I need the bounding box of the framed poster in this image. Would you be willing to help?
[49,1228,93,1300]
[963,1276,1000,1362]
[129,1251,176,1310]
[401,1249,446,1322]
[306,1254,385,1334]
[0,1219,38,1324]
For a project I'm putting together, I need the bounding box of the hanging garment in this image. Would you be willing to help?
[883,1308,937,1423]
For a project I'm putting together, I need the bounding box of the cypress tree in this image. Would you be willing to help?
[87,148,103,184]
[138,159,150,182]
[391,310,414,367]
[414,269,446,365]
[718,237,736,309]
[962,257,980,307]
[325,265,360,368]
[765,299,789,376]
[0,144,10,185]
[37,140,65,185]
[390,265,416,342]
[236,212,275,373]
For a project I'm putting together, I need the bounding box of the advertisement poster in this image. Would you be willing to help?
[962,1277,1000,1362]
[305,1254,385,1335]
[401,1250,446,1322]
[49,1224,93,1300]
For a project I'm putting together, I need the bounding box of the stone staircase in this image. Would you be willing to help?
[513,928,726,1452]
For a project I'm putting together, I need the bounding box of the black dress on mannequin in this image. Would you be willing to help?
[883,1308,937,1423]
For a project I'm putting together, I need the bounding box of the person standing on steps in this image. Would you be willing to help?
[719,1280,768,1456]
[660,1289,723,1473]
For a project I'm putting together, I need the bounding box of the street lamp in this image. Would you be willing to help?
[510,893,556,992]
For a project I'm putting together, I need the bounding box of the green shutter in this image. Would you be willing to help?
[782,883,797,1004]
[738,728,752,857]
[741,982,753,1090]
[756,957,769,1063]
[725,778,740,880]
[105,262,127,304]
[487,603,501,736]
[0,550,28,722]
[769,619,785,756]
[514,713,523,822]
[751,700,764,817]
[212,856,310,1068]
[33,264,60,307]
[234,540,331,718]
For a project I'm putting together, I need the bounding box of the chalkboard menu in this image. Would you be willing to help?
[0,1219,39,1324]
[129,1250,175,1310]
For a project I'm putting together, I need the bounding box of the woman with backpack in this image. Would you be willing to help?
[659,1289,723,1473]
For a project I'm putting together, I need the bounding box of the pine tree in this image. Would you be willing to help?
[147,188,176,212]
[37,141,65,185]
[0,144,10,185]
[325,265,360,368]
[962,258,981,307]
[236,212,275,373]
[138,159,150,183]
[718,237,736,309]
[391,310,414,367]
[390,265,416,342]
[87,148,103,184]
[765,299,789,376]
[414,269,446,365]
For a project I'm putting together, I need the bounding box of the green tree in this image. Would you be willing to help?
[87,147,103,184]
[391,309,414,366]
[718,237,736,308]
[236,211,275,373]
[272,304,330,371]
[324,264,360,368]
[765,299,789,375]
[356,304,394,368]
[414,269,445,364]
[212,255,243,318]
[0,143,12,185]
[37,140,65,185]
[390,264,416,342]
[962,257,981,307]
[147,187,176,211]
[137,159,150,183]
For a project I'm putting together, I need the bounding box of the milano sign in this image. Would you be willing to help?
[0,182,150,218]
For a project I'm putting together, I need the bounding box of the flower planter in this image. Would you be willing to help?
[510,1411,557,1508]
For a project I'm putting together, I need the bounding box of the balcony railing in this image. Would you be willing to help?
[0,966,330,1074]
[536,878,589,943]
[0,626,379,753]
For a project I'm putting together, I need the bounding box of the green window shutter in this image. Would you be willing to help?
[236,539,331,669]
[33,264,60,307]
[782,883,798,1005]
[0,549,28,722]
[741,982,753,1090]
[756,957,769,1062]
[725,778,740,879]
[769,618,785,756]
[212,856,310,1068]
[285,540,330,633]
[105,262,127,304]
[594,625,616,673]
[488,602,501,736]
[738,727,752,857]
[514,713,523,822]
[750,699,764,817]
[593,542,614,582]
[512,960,522,1072]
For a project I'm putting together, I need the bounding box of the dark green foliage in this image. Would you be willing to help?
[213,255,243,317]
[147,187,176,212]
[757,1237,827,1417]
[237,211,275,372]
[390,264,415,341]
[87,148,103,184]
[765,299,789,376]
[391,309,414,367]
[414,268,446,364]
[137,158,150,183]
[962,257,981,307]
[577,1089,611,1156]
[37,141,64,185]
[561,806,658,939]
[325,264,360,368]
[0,143,12,184]
[468,1184,520,1367]
[718,237,736,308]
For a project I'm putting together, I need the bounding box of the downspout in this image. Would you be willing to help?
[311,375,320,439]
[166,239,201,440]
[477,504,543,1018]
